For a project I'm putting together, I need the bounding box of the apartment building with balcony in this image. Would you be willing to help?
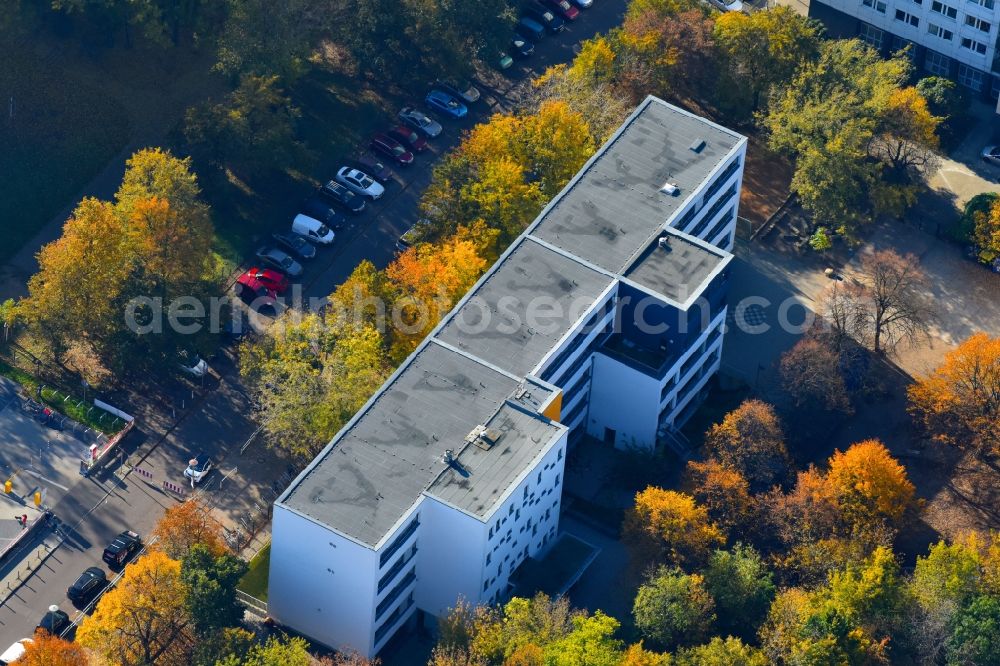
[268,96,747,658]
[810,0,1000,98]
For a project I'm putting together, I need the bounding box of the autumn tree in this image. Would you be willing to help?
[534,61,632,143]
[713,6,822,116]
[218,634,313,666]
[909,333,1000,457]
[704,399,789,490]
[845,249,932,354]
[78,550,192,666]
[971,196,1000,265]
[825,439,917,531]
[869,86,941,177]
[633,567,716,649]
[779,335,852,413]
[702,544,775,639]
[181,543,248,636]
[673,637,767,666]
[625,487,725,569]
[151,498,226,559]
[16,629,89,666]
[682,459,755,538]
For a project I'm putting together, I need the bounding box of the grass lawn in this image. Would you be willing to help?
[238,542,271,601]
[0,42,130,263]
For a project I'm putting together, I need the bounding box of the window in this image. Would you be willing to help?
[961,37,988,53]
[958,64,986,90]
[858,23,885,48]
[895,9,920,25]
[931,0,958,17]
[928,22,954,39]
[379,519,419,567]
[969,0,994,7]
[862,0,887,12]
[965,15,992,31]
[924,49,951,75]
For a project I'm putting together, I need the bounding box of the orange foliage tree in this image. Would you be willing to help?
[908,332,1000,457]
[683,459,755,537]
[151,498,226,560]
[624,487,725,569]
[17,629,89,666]
[705,399,789,490]
[825,439,917,529]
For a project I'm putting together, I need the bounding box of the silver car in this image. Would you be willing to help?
[982,145,1000,166]
[398,106,443,138]
[255,246,303,278]
[336,166,385,199]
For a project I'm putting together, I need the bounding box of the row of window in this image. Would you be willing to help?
[374,593,414,645]
[689,184,737,238]
[896,8,920,26]
[865,0,994,35]
[379,518,420,568]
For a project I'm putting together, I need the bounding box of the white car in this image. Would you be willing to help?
[178,351,209,378]
[336,167,384,200]
[708,0,743,10]
[398,106,443,138]
[571,0,593,7]
[184,452,213,486]
[0,638,32,664]
[292,214,335,245]
[981,145,1000,167]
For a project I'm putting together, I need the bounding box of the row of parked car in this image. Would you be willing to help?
[232,84,482,310]
[498,0,594,69]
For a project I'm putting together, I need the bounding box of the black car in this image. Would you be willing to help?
[67,567,107,605]
[102,530,141,567]
[299,196,347,230]
[524,2,566,33]
[318,180,366,214]
[272,231,316,260]
[36,608,70,635]
[347,155,394,184]
[511,33,535,59]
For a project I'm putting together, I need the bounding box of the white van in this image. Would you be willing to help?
[0,638,32,664]
[292,214,335,245]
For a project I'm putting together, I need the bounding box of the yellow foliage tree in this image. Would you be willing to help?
[568,36,617,85]
[625,487,725,568]
[908,332,1000,457]
[77,550,192,666]
[972,198,1000,264]
[824,439,916,528]
[151,498,226,559]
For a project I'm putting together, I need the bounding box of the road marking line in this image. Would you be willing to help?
[21,469,69,492]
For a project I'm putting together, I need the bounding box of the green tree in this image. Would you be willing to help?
[217,634,312,666]
[181,543,248,636]
[951,192,997,244]
[633,567,716,649]
[673,637,767,666]
[214,0,321,80]
[192,627,256,666]
[972,195,1000,264]
[702,544,775,638]
[713,7,822,116]
[946,594,1000,666]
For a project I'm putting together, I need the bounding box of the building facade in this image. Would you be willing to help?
[268,97,747,657]
[810,0,1000,99]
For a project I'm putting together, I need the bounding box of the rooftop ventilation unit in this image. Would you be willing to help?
[689,138,706,153]
[466,424,503,451]
[658,236,671,250]
[660,182,679,196]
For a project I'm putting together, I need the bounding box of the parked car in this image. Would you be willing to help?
[67,567,107,605]
[571,0,593,7]
[982,145,1000,167]
[36,606,70,636]
[299,196,347,229]
[0,638,32,665]
[434,79,481,104]
[255,246,303,278]
[177,350,209,378]
[542,0,579,20]
[425,90,468,118]
[517,16,546,41]
[398,106,443,138]
[495,51,515,70]
[708,0,743,10]
[336,166,385,198]
[238,267,289,296]
[102,530,142,568]
[184,452,213,486]
[319,180,366,214]
[387,126,429,153]
[347,154,394,183]
[524,3,565,33]
[271,231,316,260]
[511,34,535,59]
[370,133,415,166]
[292,214,336,244]
[396,219,430,251]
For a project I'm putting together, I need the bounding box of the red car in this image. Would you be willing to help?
[542,0,579,20]
[236,268,288,301]
[387,125,428,153]
[370,133,414,166]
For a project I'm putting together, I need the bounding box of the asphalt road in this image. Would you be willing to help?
[0,0,628,649]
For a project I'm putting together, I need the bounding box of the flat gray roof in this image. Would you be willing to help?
[434,238,613,376]
[428,403,564,518]
[625,229,727,303]
[278,97,744,548]
[282,342,519,546]
[530,97,741,274]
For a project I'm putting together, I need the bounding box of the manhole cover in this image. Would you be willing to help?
[742,304,767,327]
